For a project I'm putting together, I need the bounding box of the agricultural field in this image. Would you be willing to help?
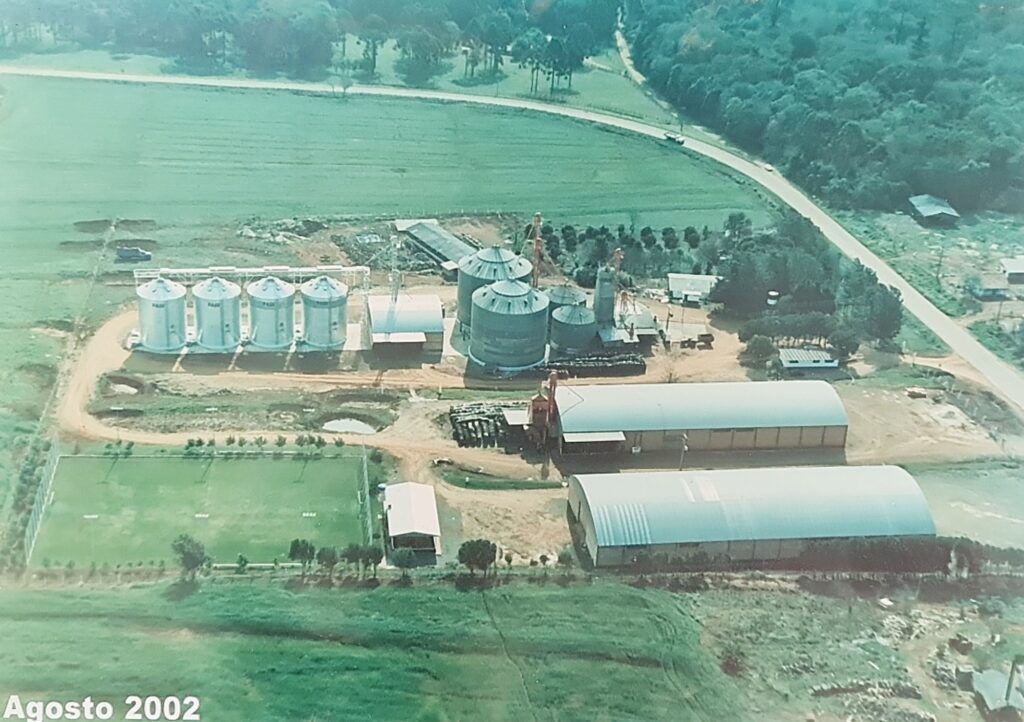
[0,582,744,722]
[31,454,383,567]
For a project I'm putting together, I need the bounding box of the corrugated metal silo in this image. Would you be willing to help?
[246,276,295,349]
[136,277,187,353]
[456,247,532,328]
[193,276,242,352]
[300,275,348,350]
[594,267,617,327]
[546,284,587,322]
[550,305,597,356]
[470,280,549,370]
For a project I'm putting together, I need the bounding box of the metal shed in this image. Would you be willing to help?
[384,482,441,552]
[909,194,960,226]
[568,466,936,567]
[553,380,848,454]
[365,294,444,352]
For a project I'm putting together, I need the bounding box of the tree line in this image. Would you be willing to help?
[626,0,1024,213]
[0,0,617,86]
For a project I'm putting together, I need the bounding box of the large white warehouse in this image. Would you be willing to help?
[568,466,936,567]
[551,380,848,454]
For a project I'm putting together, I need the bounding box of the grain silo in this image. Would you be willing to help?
[469,279,549,370]
[192,277,242,352]
[594,267,617,327]
[456,248,532,329]
[246,276,295,350]
[136,277,187,353]
[545,284,587,322]
[300,275,348,350]
[550,305,597,357]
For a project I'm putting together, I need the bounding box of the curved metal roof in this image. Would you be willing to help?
[546,285,587,306]
[472,280,549,315]
[246,276,295,301]
[137,277,186,302]
[572,466,936,547]
[366,294,444,334]
[192,276,241,301]
[458,247,532,281]
[552,304,596,326]
[299,275,348,301]
[555,380,848,433]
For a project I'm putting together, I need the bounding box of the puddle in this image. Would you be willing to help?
[322,418,377,434]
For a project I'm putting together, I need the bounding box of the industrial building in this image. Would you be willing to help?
[778,348,838,370]
[908,194,960,226]
[383,482,441,553]
[469,279,549,371]
[364,294,445,353]
[567,466,936,567]
[547,380,848,454]
[397,219,478,277]
[136,277,188,353]
[299,275,348,350]
[192,277,242,352]
[667,273,721,304]
[457,247,533,329]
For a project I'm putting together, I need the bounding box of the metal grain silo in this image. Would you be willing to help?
[136,277,187,353]
[192,276,241,352]
[469,280,549,370]
[546,284,587,322]
[550,305,597,357]
[300,275,348,350]
[594,267,617,327]
[456,248,532,328]
[246,276,295,350]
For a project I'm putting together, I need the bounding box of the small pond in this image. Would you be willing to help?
[322,418,377,434]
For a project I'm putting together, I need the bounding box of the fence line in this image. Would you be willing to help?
[23,444,60,566]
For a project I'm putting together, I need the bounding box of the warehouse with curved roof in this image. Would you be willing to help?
[364,294,445,353]
[551,380,848,454]
[568,466,936,567]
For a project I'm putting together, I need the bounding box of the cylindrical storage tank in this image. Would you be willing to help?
[470,280,549,370]
[545,284,587,322]
[192,276,242,352]
[456,247,532,328]
[594,267,617,327]
[246,276,295,350]
[136,277,187,353]
[300,275,348,350]
[550,305,597,357]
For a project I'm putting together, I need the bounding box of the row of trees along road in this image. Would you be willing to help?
[0,0,618,86]
[626,0,1024,213]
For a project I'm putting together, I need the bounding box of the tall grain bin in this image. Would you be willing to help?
[136,277,187,353]
[456,248,532,328]
[546,285,587,322]
[594,267,617,327]
[550,305,597,357]
[192,276,241,352]
[469,280,549,370]
[300,275,348,350]
[246,276,295,350]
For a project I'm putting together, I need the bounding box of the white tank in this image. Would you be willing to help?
[246,276,295,349]
[192,277,242,352]
[300,275,348,350]
[136,277,187,353]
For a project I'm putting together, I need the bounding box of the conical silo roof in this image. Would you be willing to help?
[247,276,295,300]
[299,275,348,300]
[137,277,186,301]
[472,279,549,315]
[193,276,241,301]
[458,247,533,282]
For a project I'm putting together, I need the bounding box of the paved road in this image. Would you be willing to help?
[3,64,1024,416]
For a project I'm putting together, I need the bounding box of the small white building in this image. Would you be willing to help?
[1000,258,1024,285]
[779,348,838,370]
[667,273,721,303]
[383,482,441,552]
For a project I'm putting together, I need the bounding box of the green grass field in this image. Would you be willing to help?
[31,455,373,567]
[0,582,743,722]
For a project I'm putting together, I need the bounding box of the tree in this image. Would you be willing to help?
[392,547,416,579]
[741,335,778,366]
[539,553,550,577]
[236,554,249,574]
[867,285,903,340]
[827,326,861,359]
[510,28,546,94]
[363,545,384,579]
[171,534,209,581]
[458,538,497,576]
[342,543,363,576]
[358,14,388,75]
[316,545,338,578]
[557,549,574,575]
[396,26,447,85]
[504,551,513,573]
[683,226,701,249]
[288,538,316,577]
[275,435,286,447]
[724,213,752,240]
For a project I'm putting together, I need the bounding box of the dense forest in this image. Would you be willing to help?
[0,0,617,85]
[626,0,1024,213]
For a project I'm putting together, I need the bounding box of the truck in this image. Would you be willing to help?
[115,246,153,263]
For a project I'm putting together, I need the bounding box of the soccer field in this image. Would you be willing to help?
[31,455,372,567]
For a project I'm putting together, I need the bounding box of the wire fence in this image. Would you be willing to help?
[23,443,60,566]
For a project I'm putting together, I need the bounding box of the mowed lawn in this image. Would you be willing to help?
[31,455,369,567]
[0,583,744,722]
